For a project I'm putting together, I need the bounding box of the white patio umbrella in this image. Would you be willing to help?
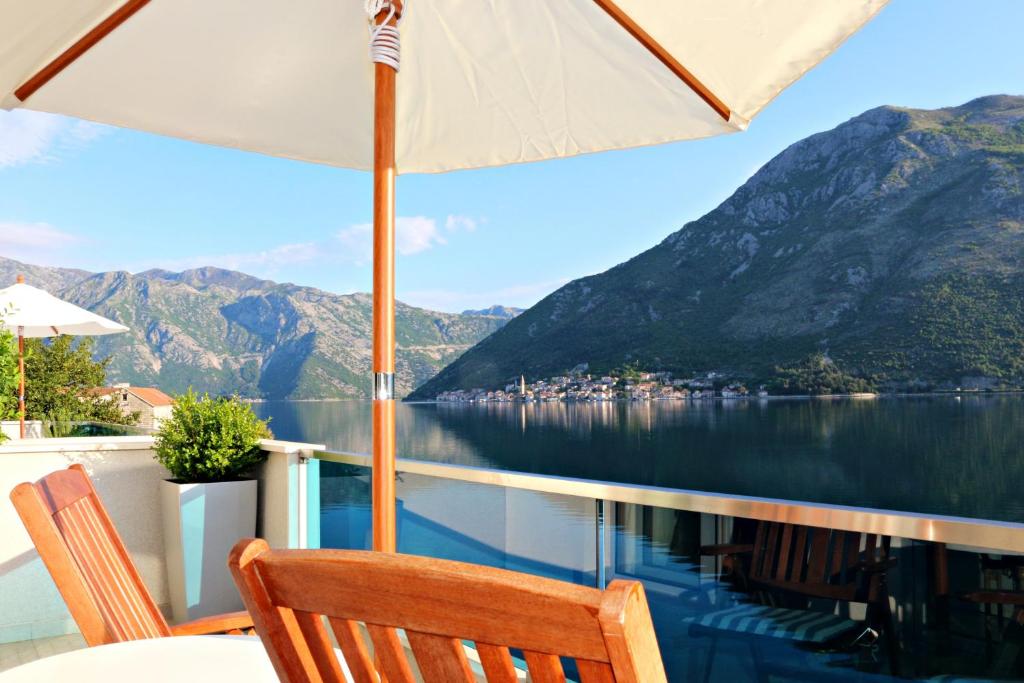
[0,275,129,438]
[0,0,888,549]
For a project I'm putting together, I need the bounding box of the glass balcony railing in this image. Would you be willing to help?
[307,450,1024,682]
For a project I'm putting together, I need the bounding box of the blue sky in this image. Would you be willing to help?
[1,0,1022,313]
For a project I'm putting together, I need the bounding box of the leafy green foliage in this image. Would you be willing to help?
[0,331,18,424]
[154,389,272,483]
[23,336,137,426]
[769,353,875,396]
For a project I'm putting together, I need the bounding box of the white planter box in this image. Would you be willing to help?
[160,479,257,623]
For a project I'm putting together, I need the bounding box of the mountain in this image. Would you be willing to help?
[0,258,509,399]
[411,95,1024,398]
[461,305,523,320]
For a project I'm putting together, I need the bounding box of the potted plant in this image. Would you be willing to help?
[155,389,271,622]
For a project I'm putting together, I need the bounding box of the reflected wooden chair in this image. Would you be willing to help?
[229,538,668,683]
[9,464,252,646]
[691,522,899,680]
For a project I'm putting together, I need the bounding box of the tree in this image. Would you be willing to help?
[0,330,18,425]
[23,336,137,425]
[769,352,875,396]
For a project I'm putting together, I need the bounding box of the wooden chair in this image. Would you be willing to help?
[691,521,899,679]
[229,538,668,683]
[9,464,252,646]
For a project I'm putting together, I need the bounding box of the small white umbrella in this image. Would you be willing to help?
[0,275,129,438]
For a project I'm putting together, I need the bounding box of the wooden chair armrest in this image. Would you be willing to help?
[170,610,253,636]
[858,558,898,573]
[959,590,1024,606]
[700,543,754,557]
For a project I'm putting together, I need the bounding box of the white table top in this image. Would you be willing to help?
[0,635,353,682]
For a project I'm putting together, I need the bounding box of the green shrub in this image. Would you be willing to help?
[154,389,272,483]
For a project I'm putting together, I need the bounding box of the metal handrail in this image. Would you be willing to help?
[312,449,1024,554]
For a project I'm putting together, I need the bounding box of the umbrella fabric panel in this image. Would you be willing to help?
[2,0,887,174]
[611,0,888,124]
[0,283,128,338]
[0,0,113,108]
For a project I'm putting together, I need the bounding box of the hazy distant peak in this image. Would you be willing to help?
[462,305,524,319]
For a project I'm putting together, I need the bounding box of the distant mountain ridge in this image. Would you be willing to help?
[411,95,1024,398]
[461,305,523,320]
[0,258,510,399]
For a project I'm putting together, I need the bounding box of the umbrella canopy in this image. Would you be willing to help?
[0,0,887,549]
[0,281,129,338]
[1,0,886,173]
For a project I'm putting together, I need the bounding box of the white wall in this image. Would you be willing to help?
[0,436,168,644]
[0,436,322,644]
[0,422,42,440]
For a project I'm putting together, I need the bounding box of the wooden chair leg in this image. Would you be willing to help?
[701,635,718,683]
[748,638,770,683]
[878,599,901,678]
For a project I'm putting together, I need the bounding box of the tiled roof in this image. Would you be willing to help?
[127,387,175,407]
[84,387,121,397]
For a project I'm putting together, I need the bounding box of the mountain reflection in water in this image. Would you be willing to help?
[254,395,1024,523]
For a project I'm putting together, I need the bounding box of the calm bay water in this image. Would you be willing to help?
[253,395,1024,523]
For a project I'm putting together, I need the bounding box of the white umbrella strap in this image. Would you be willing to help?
[365,0,402,72]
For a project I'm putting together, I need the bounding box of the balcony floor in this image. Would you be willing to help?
[0,634,85,673]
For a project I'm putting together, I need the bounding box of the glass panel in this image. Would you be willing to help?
[319,462,373,551]
[317,459,1024,681]
[318,460,598,585]
[614,501,1024,682]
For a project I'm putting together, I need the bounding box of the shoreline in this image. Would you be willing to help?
[415,389,1024,405]
[242,390,1024,405]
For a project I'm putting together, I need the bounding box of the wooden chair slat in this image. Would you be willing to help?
[865,533,878,562]
[366,624,416,683]
[829,531,847,580]
[229,541,668,683]
[845,530,863,578]
[406,630,475,683]
[294,611,347,683]
[57,499,160,639]
[476,643,519,683]
[577,659,616,683]
[752,521,769,577]
[328,618,377,683]
[523,651,565,683]
[806,527,829,583]
[775,524,794,581]
[791,525,809,583]
[764,523,780,578]
[252,550,609,661]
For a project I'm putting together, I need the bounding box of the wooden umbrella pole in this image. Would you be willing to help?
[371,0,402,554]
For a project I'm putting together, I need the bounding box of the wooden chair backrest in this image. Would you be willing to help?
[747,521,891,603]
[229,539,668,683]
[9,464,171,645]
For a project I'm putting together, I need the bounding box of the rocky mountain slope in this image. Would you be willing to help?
[461,305,523,319]
[411,95,1024,398]
[0,259,509,399]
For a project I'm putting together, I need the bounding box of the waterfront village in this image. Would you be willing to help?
[435,367,769,403]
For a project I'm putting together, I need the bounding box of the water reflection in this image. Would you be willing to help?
[256,395,1024,523]
[318,462,1024,681]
